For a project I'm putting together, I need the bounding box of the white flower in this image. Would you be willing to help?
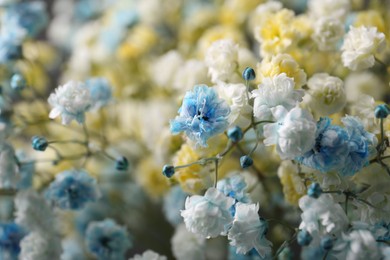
[150,50,184,89]
[181,187,235,238]
[205,39,239,83]
[251,73,304,121]
[304,73,346,116]
[308,0,350,21]
[173,59,209,93]
[228,203,272,258]
[130,250,167,260]
[341,26,386,71]
[345,72,386,102]
[19,231,62,260]
[0,142,18,189]
[335,230,381,260]
[14,190,57,233]
[299,194,349,236]
[48,81,92,125]
[215,82,252,128]
[349,94,379,134]
[312,17,344,51]
[263,106,316,160]
[171,224,206,260]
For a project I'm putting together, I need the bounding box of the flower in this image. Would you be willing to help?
[171,224,206,260]
[0,222,26,259]
[163,186,187,226]
[341,26,386,71]
[312,17,344,51]
[86,219,132,260]
[263,106,317,160]
[304,73,346,116]
[308,0,350,21]
[251,73,304,121]
[130,250,167,260]
[45,169,101,210]
[173,59,209,93]
[170,85,230,147]
[48,81,93,125]
[277,160,307,205]
[335,230,381,260]
[85,77,112,111]
[19,231,62,260]
[217,175,251,204]
[181,187,235,238]
[150,50,184,89]
[228,203,272,257]
[204,39,239,83]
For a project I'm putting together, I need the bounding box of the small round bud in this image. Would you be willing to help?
[320,236,334,251]
[240,155,253,168]
[374,104,390,119]
[307,182,323,199]
[297,229,313,246]
[10,74,26,91]
[162,165,175,178]
[242,67,256,81]
[31,136,48,151]
[115,156,129,171]
[227,126,243,143]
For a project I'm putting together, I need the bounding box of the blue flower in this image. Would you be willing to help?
[170,85,230,147]
[0,34,22,64]
[162,186,187,226]
[0,222,26,259]
[45,169,101,210]
[217,175,251,215]
[85,77,112,111]
[85,219,132,260]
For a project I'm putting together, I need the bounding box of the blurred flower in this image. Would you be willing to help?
[181,187,235,238]
[171,224,206,260]
[217,175,251,205]
[0,222,25,260]
[19,231,62,260]
[341,26,386,71]
[45,169,101,210]
[308,0,350,21]
[312,17,344,51]
[251,73,304,121]
[335,230,381,260]
[163,186,187,226]
[85,77,113,111]
[0,142,17,189]
[170,85,230,147]
[277,161,306,205]
[86,219,132,260]
[130,250,167,260]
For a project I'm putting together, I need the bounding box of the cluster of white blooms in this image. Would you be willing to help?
[341,26,386,71]
[312,17,344,51]
[304,73,346,116]
[308,0,350,21]
[173,59,209,92]
[150,50,184,89]
[171,224,206,260]
[251,73,304,121]
[263,106,317,160]
[130,250,167,260]
[205,39,239,83]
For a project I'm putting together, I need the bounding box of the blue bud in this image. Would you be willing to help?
[227,126,243,143]
[162,165,175,178]
[115,156,129,171]
[320,236,334,251]
[374,104,390,119]
[307,182,322,199]
[10,74,26,90]
[31,136,48,151]
[242,67,256,81]
[240,155,253,168]
[297,229,313,246]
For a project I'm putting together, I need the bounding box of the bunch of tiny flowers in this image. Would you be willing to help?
[170,85,230,147]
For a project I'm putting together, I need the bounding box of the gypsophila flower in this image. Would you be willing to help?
[341,26,386,71]
[205,39,239,83]
[48,81,93,125]
[312,17,344,51]
[45,169,101,210]
[217,175,251,204]
[19,231,62,260]
[171,224,206,260]
[85,77,112,111]
[251,73,304,121]
[181,187,235,238]
[86,219,132,260]
[263,106,316,160]
[304,73,346,116]
[163,186,187,226]
[308,0,350,21]
[0,222,25,260]
[170,85,230,147]
[228,203,272,257]
[130,250,167,260]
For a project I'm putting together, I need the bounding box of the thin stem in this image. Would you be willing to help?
[214,160,219,188]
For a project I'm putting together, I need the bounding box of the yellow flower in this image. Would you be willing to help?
[117,25,157,60]
[354,11,386,34]
[254,9,299,57]
[277,161,306,205]
[220,0,263,26]
[256,54,307,88]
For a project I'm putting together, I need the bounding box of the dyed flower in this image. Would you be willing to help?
[228,203,272,257]
[171,224,206,260]
[181,187,235,238]
[170,85,230,147]
[48,81,93,125]
[86,219,132,260]
[312,17,344,51]
[304,73,346,116]
[251,73,304,120]
[217,175,251,204]
[205,39,239,83]
[0,222,25,259]
[85,77,112,111]
[45,169,101,210]
[341,26,386,71]
[130,250,167,260]
[263,106,316,160]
